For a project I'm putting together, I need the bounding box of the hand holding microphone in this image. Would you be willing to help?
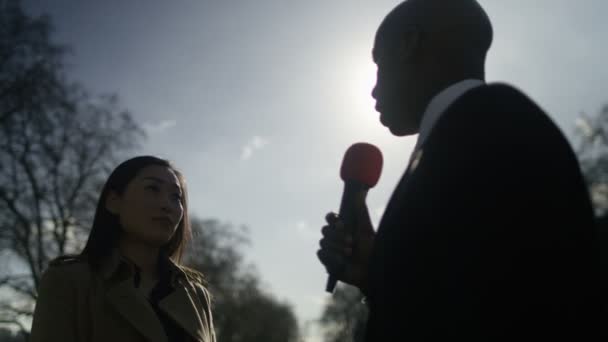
[317,143,383,294]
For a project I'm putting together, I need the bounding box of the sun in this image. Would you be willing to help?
[350,58,377,110]
[340,54,384,133]
[327,47,398,143]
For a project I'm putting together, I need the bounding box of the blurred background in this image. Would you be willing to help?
[1,0,607,341]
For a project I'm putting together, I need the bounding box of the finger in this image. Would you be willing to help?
[320,225,331,236]
[319,238,354,256]
[321,225,352,244]
[334,218,345,230]
[325,212,338,224]
[317,249,346,274]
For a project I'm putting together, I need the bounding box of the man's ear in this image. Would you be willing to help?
[105,191,122,215]
[398,27,422,62]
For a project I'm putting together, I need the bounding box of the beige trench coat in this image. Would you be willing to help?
[30,249,216,342]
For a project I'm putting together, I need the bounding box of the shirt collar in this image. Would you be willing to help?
[415,79,484,149]
[100,247,187,284]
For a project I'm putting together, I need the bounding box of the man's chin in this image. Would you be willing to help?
[381,117,414,137]
[379,113,389,127]
[380,112,419,136]
[387,126,411,137]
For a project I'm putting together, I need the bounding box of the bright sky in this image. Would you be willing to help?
[22,0,608,340]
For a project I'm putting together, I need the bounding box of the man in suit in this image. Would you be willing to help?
[317,0,601,340]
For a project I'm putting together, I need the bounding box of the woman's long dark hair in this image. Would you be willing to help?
[78,156,191,271]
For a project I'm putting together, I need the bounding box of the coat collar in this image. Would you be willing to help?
[100,248,209,342]
[100,247,187,285]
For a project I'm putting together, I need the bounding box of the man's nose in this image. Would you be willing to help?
[371,84,378,100]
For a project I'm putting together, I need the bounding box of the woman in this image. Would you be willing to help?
[30,156,216,342]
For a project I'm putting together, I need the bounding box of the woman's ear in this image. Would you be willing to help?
[105,191,122,215]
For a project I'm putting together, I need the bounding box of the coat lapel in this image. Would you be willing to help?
[106,278,168,342]
[100,247,209,342]
[158,282,207,342]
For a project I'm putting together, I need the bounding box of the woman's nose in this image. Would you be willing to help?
[160,196,173,213]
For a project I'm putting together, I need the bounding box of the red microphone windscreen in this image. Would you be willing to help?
[340,142,383,187]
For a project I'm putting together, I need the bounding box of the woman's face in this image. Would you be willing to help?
[106,165,184,247]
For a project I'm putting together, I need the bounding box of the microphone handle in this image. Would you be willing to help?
[326,181,368,293]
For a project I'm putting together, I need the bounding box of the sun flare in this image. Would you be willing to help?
[351,59,377,110]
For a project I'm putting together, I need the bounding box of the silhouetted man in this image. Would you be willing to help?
[317,0,600,340]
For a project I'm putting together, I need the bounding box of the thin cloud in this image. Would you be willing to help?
[241,136,269,161]
[295,220,318,240]
[307,294,328,308]
[143,120,177,134]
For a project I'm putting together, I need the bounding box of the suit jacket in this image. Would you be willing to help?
[365,83,601,341]
[30,249,216,342]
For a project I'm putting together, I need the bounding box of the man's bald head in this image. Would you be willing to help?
[371,0,493,136]
[374,0,493,68]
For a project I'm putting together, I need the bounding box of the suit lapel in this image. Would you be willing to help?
[407,148,424,175]
[379,147,424,229]
[106,278,168,342]
[159,282,207,342]
[371,147,427,301]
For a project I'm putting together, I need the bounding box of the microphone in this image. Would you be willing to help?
[326,142,383,293]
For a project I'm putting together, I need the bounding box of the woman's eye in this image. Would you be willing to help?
[145,185,160,192]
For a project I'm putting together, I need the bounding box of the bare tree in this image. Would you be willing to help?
[184,218,301,342]
[0,326,25,342]
[575,104,608,335]
[575,104,608,216]
[0,0,144,336]
[318,284,368,342]
[0,0,64,126]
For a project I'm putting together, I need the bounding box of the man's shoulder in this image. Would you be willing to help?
[428,81,565,151]
[446,82,551,128]
[461,82,539,109]
[476,82,522,94]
